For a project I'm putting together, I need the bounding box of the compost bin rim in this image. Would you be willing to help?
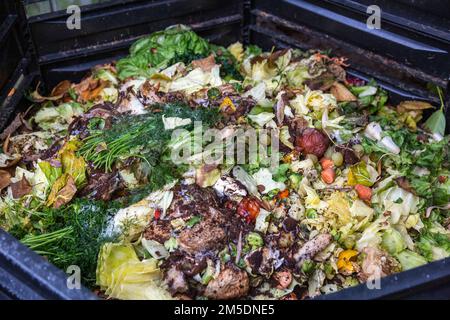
[0,0,449,300]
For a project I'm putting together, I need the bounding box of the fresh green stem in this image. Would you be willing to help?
[437,87,444,111]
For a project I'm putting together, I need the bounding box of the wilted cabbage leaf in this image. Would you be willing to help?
[279,126,294,149]
[107,198,156,240]
[169,68,210,93]
[378,186,420,225]
[34,102,84,132]
[247,112,275,127]
[162,116,192,130]
[326,192,351,226]
[243,82,266,104]
[96,243,172,300]
[38,160,62,186]
[253,168,286,194]
[228,42,244,62]
[285,64,310,88]
[395,250,427,271]
[232,166,259,196]
[381,228,406,255]
[356,215,389,251]
[349,199,374,218]
[60,149,87,188]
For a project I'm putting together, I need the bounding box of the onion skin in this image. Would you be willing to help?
[295,128,330,158]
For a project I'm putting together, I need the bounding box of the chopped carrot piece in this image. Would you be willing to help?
[355,184,372,201]
[154,208,161,220]
[278,189,289,199]
[320,158,334,170]
[321,168,335,184]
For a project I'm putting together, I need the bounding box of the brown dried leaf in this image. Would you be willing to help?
[330,82,357,102]
[79,170,123,201]
[0,114,22,141]
[395,176,415,195]
[74,77,93,94]
[51,80,72,97]
[73,76,105,102]
[139,81,163,105]
[11,176,32,199]
[304,72,336,91]
[30,83,65,103]
[268,49,289,68]
[80,81,105,102]
[191,55,216,72]
[53,175,77,209]
[0,105,34,142]
[0,154,21,169]
[0,170,11,191]
[327,63,347,82]
[2,133,11,154]
[250,55,265,65]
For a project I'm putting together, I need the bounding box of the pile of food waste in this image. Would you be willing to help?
[0,25,448,300]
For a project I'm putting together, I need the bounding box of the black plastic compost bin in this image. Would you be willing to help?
[0,0,449,300]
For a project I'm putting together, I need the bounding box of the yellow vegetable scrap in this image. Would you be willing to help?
[219,97,237,113]
[337,249,359,274]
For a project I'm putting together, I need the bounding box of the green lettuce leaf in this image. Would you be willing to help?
[395,250,427,271]
[116,25,210,80]
[424,109,446,136]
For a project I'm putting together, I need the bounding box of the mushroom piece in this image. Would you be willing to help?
[164,266,189,295]
[245,247,277,278]
[330,82,357,102]
[143,220,172,244]
[204,266,249,299]
[178,218,226,254]
[293,233,332,267]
